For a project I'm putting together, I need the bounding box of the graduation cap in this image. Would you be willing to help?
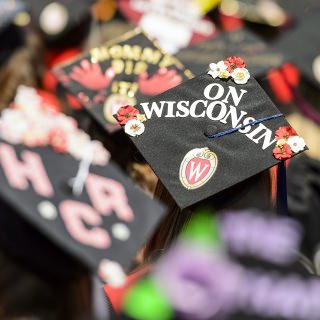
[26,0,94,47]
[0,86,165,282]
[116,209,315,320]
[219,0,289,27]
[280,0,320,21]
[176,27,284,78]
[56,28,193,134]
[114,57,307,211]
[274,13,320,92]
[117,0,217,54]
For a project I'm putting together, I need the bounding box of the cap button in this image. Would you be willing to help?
[204,125,217,137]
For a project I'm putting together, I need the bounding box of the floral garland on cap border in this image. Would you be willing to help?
[115,105,147,137]
[273,126,306,160]
[207,56,250,85]
[0,86,110,166]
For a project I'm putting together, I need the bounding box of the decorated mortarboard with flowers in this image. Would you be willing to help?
[55,28,193,133]
[117,0,217,54]
[115,57,307,210]
[26,0,93,47]
[176,27,284,78]
[115,209,316,320]
[0,86,165,283]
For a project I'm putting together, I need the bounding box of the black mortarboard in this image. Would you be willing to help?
[115,57,307,210]
[274,13,320,92]
[26,0,93,47]
[0,86,165,282]
[176,27,284,78]
[56,28,193,134]
[219,0,289,27]
[280,0,320,21]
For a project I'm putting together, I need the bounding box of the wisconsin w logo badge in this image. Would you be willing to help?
[179,147,218,190]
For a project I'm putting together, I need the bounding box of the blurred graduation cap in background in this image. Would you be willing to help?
[25,0,94,47]
[261,13,320,126]
[274,13,320,92]
[114,57,307,212]
[219,0,289,27]
[117,0,217,54]
[176,27,284,78]
[56,28,193,135]
[0,86,165,283]
[280,0,320,21]
[114,209,315,320]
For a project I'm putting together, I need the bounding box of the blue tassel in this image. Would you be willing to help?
[276,161,288,215]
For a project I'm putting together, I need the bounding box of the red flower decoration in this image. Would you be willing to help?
[224,56,246,73]
[115,105,140,125]
[273,144,293,160]
[275,126,297,140]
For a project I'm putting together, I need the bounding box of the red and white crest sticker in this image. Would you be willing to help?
[179,147,218,190]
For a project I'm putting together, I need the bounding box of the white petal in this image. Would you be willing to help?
[217,60,228,71]
[209,62,217,70]
[232,68,250,84]
[98,259,126,287]
[124,119,145,137]
[287,136,306,153]
[208,70,218,78]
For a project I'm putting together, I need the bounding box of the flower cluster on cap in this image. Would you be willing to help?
[273,126,306,160]
[115,105,147,137]
[0,86,110,166]
[208,56,250,84]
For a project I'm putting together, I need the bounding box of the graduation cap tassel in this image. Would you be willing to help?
[69,142,94,196]
[276,161,288,216]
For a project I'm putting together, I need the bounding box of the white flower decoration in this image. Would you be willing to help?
[124,119,145,137]
[0,85,111,166]
[0,109,28,144]
[208,61,228,79]
[287,136,306,153]
[219,69,231,79]
[67,131,91,161]
[91,141,110,166]
[231,67,250,84]
[98,259,126,287]
[14,85,42,110]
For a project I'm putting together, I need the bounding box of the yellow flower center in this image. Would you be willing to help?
[220,70,229,78]
[276,138,286,148]
[237,73,245,80]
